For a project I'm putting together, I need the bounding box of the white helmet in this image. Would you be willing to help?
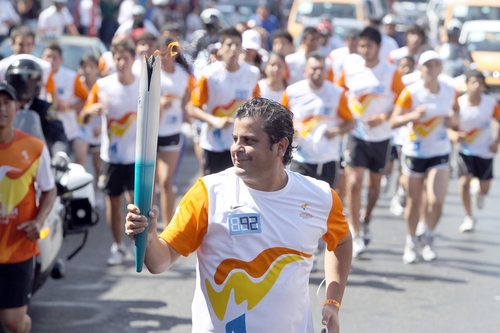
[152,0,169,6]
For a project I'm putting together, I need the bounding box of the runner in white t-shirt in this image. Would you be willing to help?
[388,24,426,65]
[285,27,320,85]
[390,51,459,264]
[37,0,79,38]
[337,27,405,258]
[257,52,287,103]
[131,32,157,77]
[155,36,195,223]
[125,98,352,333]
[81,41,139,266]
[187,28,260,175]
[448,70,500,233]
[42,44,89,166]
[282,52,354,188]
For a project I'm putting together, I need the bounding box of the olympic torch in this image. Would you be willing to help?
[134,53,161,272]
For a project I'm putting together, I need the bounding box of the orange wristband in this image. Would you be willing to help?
[379,113,387,122]
[324,299,341,309]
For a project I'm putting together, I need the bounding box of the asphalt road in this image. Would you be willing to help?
[4,136,500,333]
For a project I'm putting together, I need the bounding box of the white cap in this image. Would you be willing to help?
[152,0,169,6]
[418,50,442,67]
[132,5,146,16]
[242,29,262,51]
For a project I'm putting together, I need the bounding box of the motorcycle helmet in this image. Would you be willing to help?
[5,58,43,101]
[200,8,222,31]
[316,20,332,36]
[446,19,462,39]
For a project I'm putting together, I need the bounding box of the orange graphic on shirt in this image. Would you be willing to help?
[298,115,330,137]
[463,128,482,144]
[349,94,377,116]
[107,112,137,137]
[213,99,244,118]
[206,247,312,320]
[411,117,444,138]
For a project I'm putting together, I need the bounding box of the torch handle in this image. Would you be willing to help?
[134,161,156,272]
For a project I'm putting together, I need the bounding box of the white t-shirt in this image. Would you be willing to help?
[282,80,353,163]
[158,64,196,137]
[115,19,159,37]
[458,93,500,159]
[0,54,55,100]
[396,80,458,158]
[117,0,134,25]
[190,61,260,152]
[379,34,399,63]
[85,74,140,164]
[159,168,349,333]
[318,35,344,57]
[338,54,404,142]
[37,5,74,38]
[53,66,89,141]
[0,0,20,36]
[328,46,350,80]
[79,0,102,29]
[257,79,284,103]
[285,50,307,85]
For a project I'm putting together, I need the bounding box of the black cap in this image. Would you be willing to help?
[0,82,18,101]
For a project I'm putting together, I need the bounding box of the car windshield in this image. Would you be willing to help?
[296,2,357,22]
[466,30,500,52]
[452,5,500,22]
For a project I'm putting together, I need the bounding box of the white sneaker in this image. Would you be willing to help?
[475,193,485,210]
[390,195,405,216]
[416,221,427,237]
[459,216,476,233]
[420,235,437,262]
[381,175,389,194]
[352,236,366,258]
[360,220,372,245]
[403,240,418,264]
[94,190,106,209]
[107,243,126,266]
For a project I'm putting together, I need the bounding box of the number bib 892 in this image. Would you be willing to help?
[227,213,262,236]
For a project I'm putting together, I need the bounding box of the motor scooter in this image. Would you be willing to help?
[13,109,99,294]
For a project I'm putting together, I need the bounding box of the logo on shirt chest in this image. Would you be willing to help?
[300,203,313,219]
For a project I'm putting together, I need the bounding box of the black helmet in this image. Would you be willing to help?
[5,58,43,101]
[446,19,462,38]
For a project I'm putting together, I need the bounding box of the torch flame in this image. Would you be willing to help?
[153,41,180,59]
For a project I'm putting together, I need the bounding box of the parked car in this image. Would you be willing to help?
[287,0,386,38]
[0,35,107,72]
[459,20,500,100]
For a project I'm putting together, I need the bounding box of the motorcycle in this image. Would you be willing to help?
[13,109,99,294]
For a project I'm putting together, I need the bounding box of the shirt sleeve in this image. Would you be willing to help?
[35,145,55,192]
[45,71,56,94]
[337,92,353,121]
[336,69,347,90]
[62,7,74,25]
[322,189,349,251]
[395,88,412,110]
[454,90,460,109]
[83,83,99,110]
[159,178,209,256]
[391,70,405,99]
[280,89,289,109]
[190,75,208,107]
[493,103,500,119]
[186,74,196,92]
[252,83,261,98]
[74,75,89,101]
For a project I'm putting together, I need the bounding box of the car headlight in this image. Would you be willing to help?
[493,71,500,79]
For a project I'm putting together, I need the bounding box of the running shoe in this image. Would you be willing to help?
[416,221,427,237]
[360,220,372,245]
[390,195,405,216]
[402,239,418,264]
[475,193,485,210]
[420,235,437,262]
[459,216,476,233]
[352,236,366,258]
[107,243,126,266]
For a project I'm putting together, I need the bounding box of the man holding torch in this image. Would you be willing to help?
[125,98,352,333]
